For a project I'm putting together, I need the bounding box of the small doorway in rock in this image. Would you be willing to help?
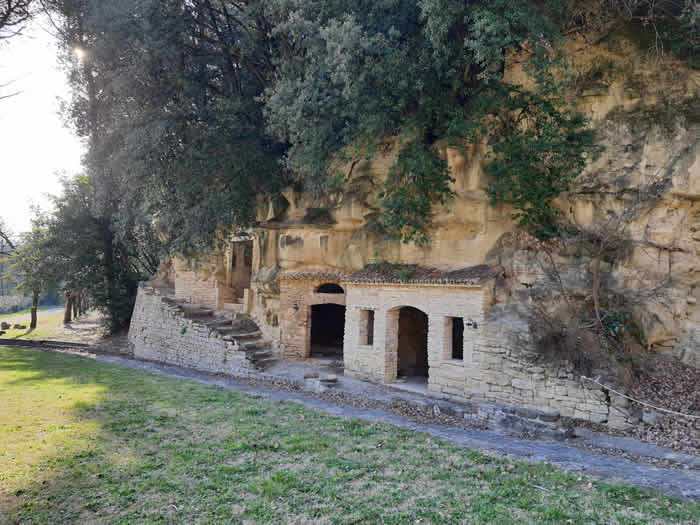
[310,304,346,358]
[397,306,429,381]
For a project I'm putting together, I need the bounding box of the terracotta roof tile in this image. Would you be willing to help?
[342,263,502,286]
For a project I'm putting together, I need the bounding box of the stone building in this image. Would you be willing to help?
[129,33,699,430]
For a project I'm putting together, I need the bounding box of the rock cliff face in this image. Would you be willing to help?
[510,33,700,366]
[237,33,699,367]
[137,31,698,436]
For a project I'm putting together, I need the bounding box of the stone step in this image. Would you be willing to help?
[231,318,259,332]
[240,340,268,351]
[220,333,264,345]
[210,320,234,329]
[253,357,277,369]
[247,350,273,361]
[233,330,262,340]
[184,312,215,320]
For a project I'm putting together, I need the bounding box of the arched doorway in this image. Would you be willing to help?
[397,306,429,378]
[310,304,346,358]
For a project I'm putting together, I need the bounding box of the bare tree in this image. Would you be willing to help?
[0,0,33,40]
[0,218,16,256]
[524,187,674,379]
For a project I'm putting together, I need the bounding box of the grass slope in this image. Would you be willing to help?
[0,347,697,524]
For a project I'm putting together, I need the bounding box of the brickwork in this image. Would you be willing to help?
[174,269,220,309]
[279,278,346,359]
[343,283,612,425]
[129,284,254,375]
[343,283,485,385]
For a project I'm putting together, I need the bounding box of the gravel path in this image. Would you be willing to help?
[35,347,700,501]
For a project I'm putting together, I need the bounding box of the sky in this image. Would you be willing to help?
[0,16,84,235]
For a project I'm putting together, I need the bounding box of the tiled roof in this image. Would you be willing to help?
[279,271,348,281]
[342,263,502,286]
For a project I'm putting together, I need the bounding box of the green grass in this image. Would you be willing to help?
[0,347,698,524]
[0,306,58,320]
[0,310,65,340]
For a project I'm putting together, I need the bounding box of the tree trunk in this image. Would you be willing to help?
[72,295,79,319]
[63,291,73,324]
[102,222,117,330]
[30,290,39,330]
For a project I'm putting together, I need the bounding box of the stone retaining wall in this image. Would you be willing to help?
[470,309,612,424]
[129,284,253,375]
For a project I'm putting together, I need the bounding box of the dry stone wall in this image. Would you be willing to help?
[174,267,219,309]
[129,284,253,376]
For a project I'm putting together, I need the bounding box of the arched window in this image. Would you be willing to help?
[316,283,344,294]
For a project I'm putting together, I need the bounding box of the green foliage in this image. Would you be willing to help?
[42,176,159,332]
[4,213,54,302]
[482,83,601,235]
[49,0,693,258]
[378,141,453,245]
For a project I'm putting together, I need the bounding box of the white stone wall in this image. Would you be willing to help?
[343,283,485,386]
[472,310,610,424]
[129,285,253,376]
[343,284,613,425]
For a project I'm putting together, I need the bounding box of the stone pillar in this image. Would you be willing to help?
[383,308,399,383]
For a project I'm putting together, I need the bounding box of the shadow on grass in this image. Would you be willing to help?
[8,327,34,340]
[1,346,698,524]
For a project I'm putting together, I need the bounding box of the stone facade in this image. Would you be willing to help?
[131,34,699,430]
[342,283,485,385]
[130,284,254,376]
[279,274,346,359]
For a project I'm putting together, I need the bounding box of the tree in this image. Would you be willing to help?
[0,218,16,256]
[0,0,34,41]
[39,176,160,332]
[4,213,54,329]
[44,0,695,284]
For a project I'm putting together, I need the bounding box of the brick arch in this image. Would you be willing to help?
[316,282,345,294]
[279,278,347,360]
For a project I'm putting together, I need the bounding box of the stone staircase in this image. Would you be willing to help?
[163,298,276,370]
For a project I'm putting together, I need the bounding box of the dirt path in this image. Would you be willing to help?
[44,310,106,344]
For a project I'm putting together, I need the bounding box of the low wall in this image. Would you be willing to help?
[468,308,610,423]
[128,284,253,376]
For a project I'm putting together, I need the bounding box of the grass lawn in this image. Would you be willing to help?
[0,347,697,524]
[0,307,57,320]
[0,310,65,340]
